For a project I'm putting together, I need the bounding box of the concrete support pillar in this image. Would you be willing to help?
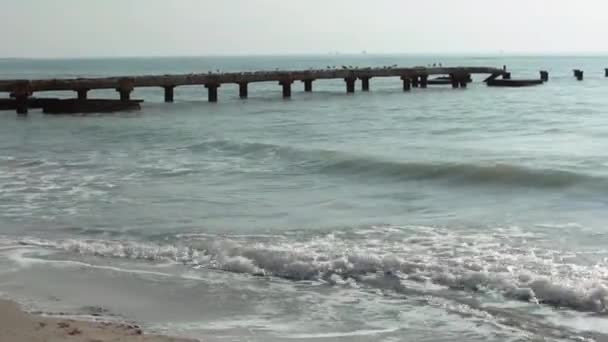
[11,81,31,115]
[503,72,511,80]
[420,75,428,88]
[77,89,88,101]
[459,73,471,88]
[449,74,460,89]
[238,83,248,99]
[360,77,370,91]
[344,77,356,93]
[303,79,313,92]
[574,69,584,81]
[15,94,28,115]
[205,83,220,102]
[401,77,411,91]
[164,86,175,103]
[117,78,134,102]
[279,80,292,98]
[117,88,132,101]
[540,71,549,82]
[412,76,420,88]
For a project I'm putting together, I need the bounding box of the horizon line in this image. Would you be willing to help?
[3,51,608,60]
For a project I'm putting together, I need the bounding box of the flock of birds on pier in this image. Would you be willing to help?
[204,63,444,75]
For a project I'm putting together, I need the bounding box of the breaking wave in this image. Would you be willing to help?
[11,226,608,314]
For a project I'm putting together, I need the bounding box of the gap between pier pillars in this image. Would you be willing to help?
[205,83,220,102]
[344,77,356,93]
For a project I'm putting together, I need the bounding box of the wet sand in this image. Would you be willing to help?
[0,299,198,342]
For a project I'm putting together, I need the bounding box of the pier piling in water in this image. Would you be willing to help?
[540,71,549,82]
[412,76,420,88]
[205,83,220,102]
[360,77,370,91]
[15,94,28,115]
[77,89,89,101]
[605,68,608,77]
[401,77,411,91]
[163,86,174,103]
[117,89,131,101]
[345,77,356,93]
[303,79,313,92]
[449,74,459,88]
[279,80,293,98]
[448,73,471,89]
[238,83,248,99]
[117,78,134,102]
[420,75,428,88]
[573,70,584,81]
[9,81,31,115]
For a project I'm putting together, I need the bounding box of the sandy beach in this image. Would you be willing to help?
[0,300,198,342]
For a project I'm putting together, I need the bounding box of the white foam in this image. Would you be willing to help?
[282,327,399,339]
[8,225,608,314]
[5,248,179,278]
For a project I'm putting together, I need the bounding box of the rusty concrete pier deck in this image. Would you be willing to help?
[0,66,507,114]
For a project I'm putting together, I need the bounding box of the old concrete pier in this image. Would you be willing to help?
[0,66,506,114]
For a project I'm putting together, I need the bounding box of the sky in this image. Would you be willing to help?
[1,0,608,58]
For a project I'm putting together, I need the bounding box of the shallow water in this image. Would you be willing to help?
[1,55,608,341]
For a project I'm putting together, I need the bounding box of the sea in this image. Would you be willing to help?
[1,55,608,342]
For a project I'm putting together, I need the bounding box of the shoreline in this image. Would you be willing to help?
[0,299,198,342]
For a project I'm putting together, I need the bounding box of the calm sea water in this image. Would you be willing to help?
[1,55,608,341]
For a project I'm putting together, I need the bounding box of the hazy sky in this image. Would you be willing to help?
[2,0,608,58]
